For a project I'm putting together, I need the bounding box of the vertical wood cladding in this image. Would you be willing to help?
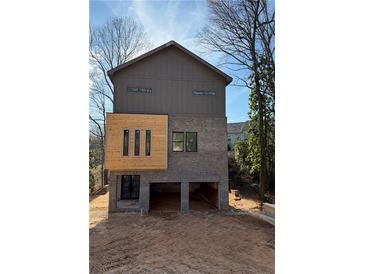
[105,113,168,171]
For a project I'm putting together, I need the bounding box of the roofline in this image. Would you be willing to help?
[228,122,247,125]
[107,40,233,85]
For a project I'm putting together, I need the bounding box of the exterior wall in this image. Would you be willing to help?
[107,44,231,214]
[105,113,168,171]
[108,115,229,212]
[113,46,226,116]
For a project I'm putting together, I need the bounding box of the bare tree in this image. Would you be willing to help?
[199,0,275,197]
[89,17,151,186]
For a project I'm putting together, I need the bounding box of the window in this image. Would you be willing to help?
[145,130,151,156]
[134,129,140,156]
[172,132,184,152]
[192,90,215,96]
[127,87,152,93]
[123,129,129,156]
[120,175,140,199]
[185,132,197,152]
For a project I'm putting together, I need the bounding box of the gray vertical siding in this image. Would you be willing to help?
[113,46,227,116]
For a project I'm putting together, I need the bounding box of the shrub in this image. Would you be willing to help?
[89,150,97,192]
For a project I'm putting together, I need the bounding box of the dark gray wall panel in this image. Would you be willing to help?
[113,46,227,116]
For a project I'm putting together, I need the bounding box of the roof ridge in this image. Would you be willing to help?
[107,40,232,85]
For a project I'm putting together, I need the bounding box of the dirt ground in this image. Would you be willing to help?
[228,192,262,212]
[90,190,274,274]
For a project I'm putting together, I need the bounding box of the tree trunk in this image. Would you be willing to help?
[101,163,104,188]
[257,92,268,199]
[251,0,268,200]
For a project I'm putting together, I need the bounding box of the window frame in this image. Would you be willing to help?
[185,132,198,152]
[172,131,185,152]
[134,129,141,156]
[120,175,140,200]
[192,90,216,96]
[145,129,152,156]
[127,87,152,94]
[122,129,129,156]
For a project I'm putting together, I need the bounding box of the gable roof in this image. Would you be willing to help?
[107,40,232,85]
[227,122,248,134]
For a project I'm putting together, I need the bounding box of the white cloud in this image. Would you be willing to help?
[232,89,247,97]
[132,0,208,51]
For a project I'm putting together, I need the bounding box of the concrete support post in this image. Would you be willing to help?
[139,178,150,214]
[181,181,189,213]
[108,173,118,213]
[218,178,229,210]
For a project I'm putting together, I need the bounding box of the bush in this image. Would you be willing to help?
[234,138,248,173]
[89,150,97,192]
[233,137,260,178]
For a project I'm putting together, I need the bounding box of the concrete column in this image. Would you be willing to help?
[181,181,189,213]
[139,178,150,214]
[218,178,229,210]
[108,173,118,213]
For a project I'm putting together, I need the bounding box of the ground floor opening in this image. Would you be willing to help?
[189,182,219,210]
[109,173,225,213]
[149,183,181,212]
[116,175,140,210]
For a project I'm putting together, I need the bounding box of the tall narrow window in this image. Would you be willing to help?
[123,129,129,156]
[172,132,184,152]
[134,130,140,156]
[186,132,197,152]
[145,130,151,156]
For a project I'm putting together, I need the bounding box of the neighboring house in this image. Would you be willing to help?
[227,122,248,151]
[105,41,232,213]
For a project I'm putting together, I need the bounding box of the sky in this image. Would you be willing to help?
[90,0,249,123]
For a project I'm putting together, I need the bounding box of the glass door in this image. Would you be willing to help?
[121,175,140,199]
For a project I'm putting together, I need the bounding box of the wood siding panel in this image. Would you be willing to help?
[105,113,168,171]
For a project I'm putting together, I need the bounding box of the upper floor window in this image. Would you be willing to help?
[123,129,129,156]
[134,130,140,156]
[185,132,197,152]
[192,90,215,96]
[172,132,184,152]
[127,87,152,94]
[145,130,151,156]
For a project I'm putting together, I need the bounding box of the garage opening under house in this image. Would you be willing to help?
[150,183,181,212]
[106,40,231,214]
[189,182,218,211]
